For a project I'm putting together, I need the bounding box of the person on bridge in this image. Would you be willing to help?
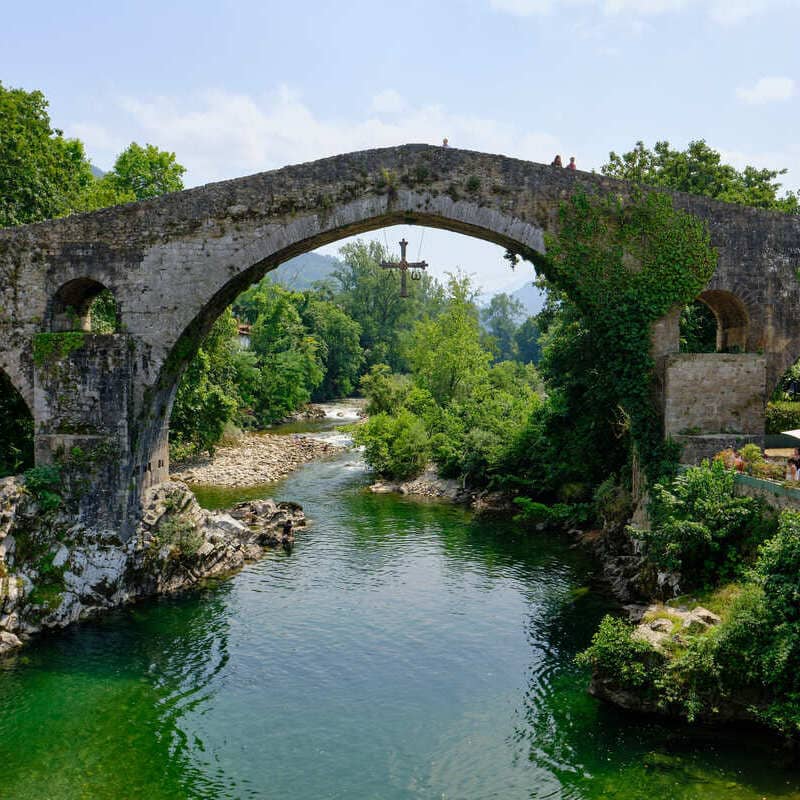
[551,155,563,167]
[567,157,577,171]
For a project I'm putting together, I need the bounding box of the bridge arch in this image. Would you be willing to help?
[139,202,551,492]
[697,289,750,352]
[49,278,120,333]
[0,367,34,476]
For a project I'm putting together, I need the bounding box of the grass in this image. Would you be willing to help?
[667,582,745,620]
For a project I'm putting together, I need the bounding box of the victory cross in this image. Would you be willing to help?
[380,238,428,297]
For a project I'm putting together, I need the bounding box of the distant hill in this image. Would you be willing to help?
[90,164,105,178]
[268,252,341,290]
[509,281,545,318]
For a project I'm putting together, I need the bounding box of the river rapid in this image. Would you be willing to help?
[2,402,800,799]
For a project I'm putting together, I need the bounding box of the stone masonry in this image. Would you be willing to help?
[0,144,799,536]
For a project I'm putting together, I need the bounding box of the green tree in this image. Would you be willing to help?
[602,139,799,213]
[514,316,541,364]
[332,240,443,370]
[0,374,33,477]
[170,310,241,456]
[301,297,364,400]
[407,273,491,405]
[0,82,96,227]
[106,142,186,200]
[480,293,524,362]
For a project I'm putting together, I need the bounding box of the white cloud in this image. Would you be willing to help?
[736,76,796,105]
[490,0,781,23]
[69,86,562,188]
[489,0,556,14]
[370,89,407,114]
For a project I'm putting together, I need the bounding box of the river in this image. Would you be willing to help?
[1,404,799,799]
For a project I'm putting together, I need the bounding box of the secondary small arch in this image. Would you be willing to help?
[49,278,120,333]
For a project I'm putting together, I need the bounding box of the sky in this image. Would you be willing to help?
[3,0,799,294]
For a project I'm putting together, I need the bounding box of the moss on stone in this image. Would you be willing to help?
[33,332,86,367]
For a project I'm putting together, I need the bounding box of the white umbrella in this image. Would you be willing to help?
[782,430,800,441]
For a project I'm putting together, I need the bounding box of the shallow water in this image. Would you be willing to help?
[2,438,800,798]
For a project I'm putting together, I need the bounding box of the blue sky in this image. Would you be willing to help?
[3,0,799,293]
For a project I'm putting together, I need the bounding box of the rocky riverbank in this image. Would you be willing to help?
[172,432,340,487]
[0,476,305,657]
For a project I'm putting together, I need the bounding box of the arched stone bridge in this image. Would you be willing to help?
[2,144,799,535]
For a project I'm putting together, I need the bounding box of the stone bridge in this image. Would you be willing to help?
[2,144,800,536]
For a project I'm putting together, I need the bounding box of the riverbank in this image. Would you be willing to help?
[0,478,305,657]
[171,432,340,487]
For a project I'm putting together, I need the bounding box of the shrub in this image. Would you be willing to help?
[634,459,773,587]
[23,465,62,512]
[576,615,658,689]
[353,409,429,480]
[593,476,633,527]
[766,401,800,435]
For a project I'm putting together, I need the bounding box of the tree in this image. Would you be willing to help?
[602,140,799,213]
[514,317,541,364]
[480,293,524,361]
[170,310,241,455]
[0,82,96,227]
[407,273,491,406]
[332,240,443,370]
[301,298,364,400]
[106,142,186,200]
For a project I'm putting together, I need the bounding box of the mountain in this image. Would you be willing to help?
[90,164,105,178]
[509,281,545,317]
[268,252,341,290]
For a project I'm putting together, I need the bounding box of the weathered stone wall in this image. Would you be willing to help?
[664,353,766,437]
[33,334,135,532]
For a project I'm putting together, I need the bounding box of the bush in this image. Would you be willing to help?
[359,365,413,415]
[634,459,773,587]
[576,616,658,689]
[352,409,429,480]
[766,401,800,435]
[23,465,62,512]
[593,476,632,527]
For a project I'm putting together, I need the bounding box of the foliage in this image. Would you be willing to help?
[0,82,96,227]
[330,240,443,371]
[514,316,541,364]
[576,616,658,689]
[22,465,62,511]
[359,364,413,415]
[480,292,524,362]
[301,298,364,400]
[542,190,717,478]
[679,300,717,353]
[87,289,118,333]
[407,273,490,405]
[352,409,430,480]
[170,311,240,456]
[765,401,800,435]
[602,139,800,213]
[634,460,772,587]
[104,142,186,200]
[32,332,86,367]
[0,373,33,477]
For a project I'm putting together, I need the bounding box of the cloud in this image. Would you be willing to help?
[489,0,780,23]
[370,89,407,114]
[736,76,796,105]
[68,86,563,188]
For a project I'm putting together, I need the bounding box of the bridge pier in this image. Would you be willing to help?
[33,333,138,536]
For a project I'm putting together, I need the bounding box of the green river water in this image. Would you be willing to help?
[2,413,800,799]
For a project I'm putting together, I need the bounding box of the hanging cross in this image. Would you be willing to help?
[380,238,428,298]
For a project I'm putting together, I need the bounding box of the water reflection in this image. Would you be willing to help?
[3,442,800,799]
